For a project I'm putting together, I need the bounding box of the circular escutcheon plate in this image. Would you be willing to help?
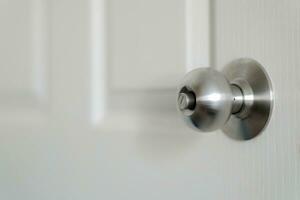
[222,58,274,140]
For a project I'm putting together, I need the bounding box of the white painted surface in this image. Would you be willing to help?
[185,0,211,70]
[0,0,298,200]
[213,1,300,199]
[108,0,185,90]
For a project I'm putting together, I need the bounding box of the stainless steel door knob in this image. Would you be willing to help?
[177,58,273,140]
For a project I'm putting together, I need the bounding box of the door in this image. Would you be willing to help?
[0,0,299,200]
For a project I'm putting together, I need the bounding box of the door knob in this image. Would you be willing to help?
[177,58,273,140]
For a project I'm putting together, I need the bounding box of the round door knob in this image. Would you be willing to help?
[177,58,273,140]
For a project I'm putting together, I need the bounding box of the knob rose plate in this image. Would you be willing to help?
[222,58,273,140]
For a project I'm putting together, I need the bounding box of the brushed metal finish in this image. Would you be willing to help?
[177,58,273,140]
[230,84,244,114]
[222,58,273,140]
[178,68,232,132]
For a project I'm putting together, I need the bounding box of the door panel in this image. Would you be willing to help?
[108,0,185,90]
[0,0,299,200]
[0,0,49,122]
[214,1,300,199]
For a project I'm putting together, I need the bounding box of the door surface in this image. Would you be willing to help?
[0,0,299,200]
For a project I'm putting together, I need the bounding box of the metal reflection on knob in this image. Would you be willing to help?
[177,58,273,140]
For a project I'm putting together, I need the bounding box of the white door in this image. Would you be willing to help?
[0,0,299,200]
